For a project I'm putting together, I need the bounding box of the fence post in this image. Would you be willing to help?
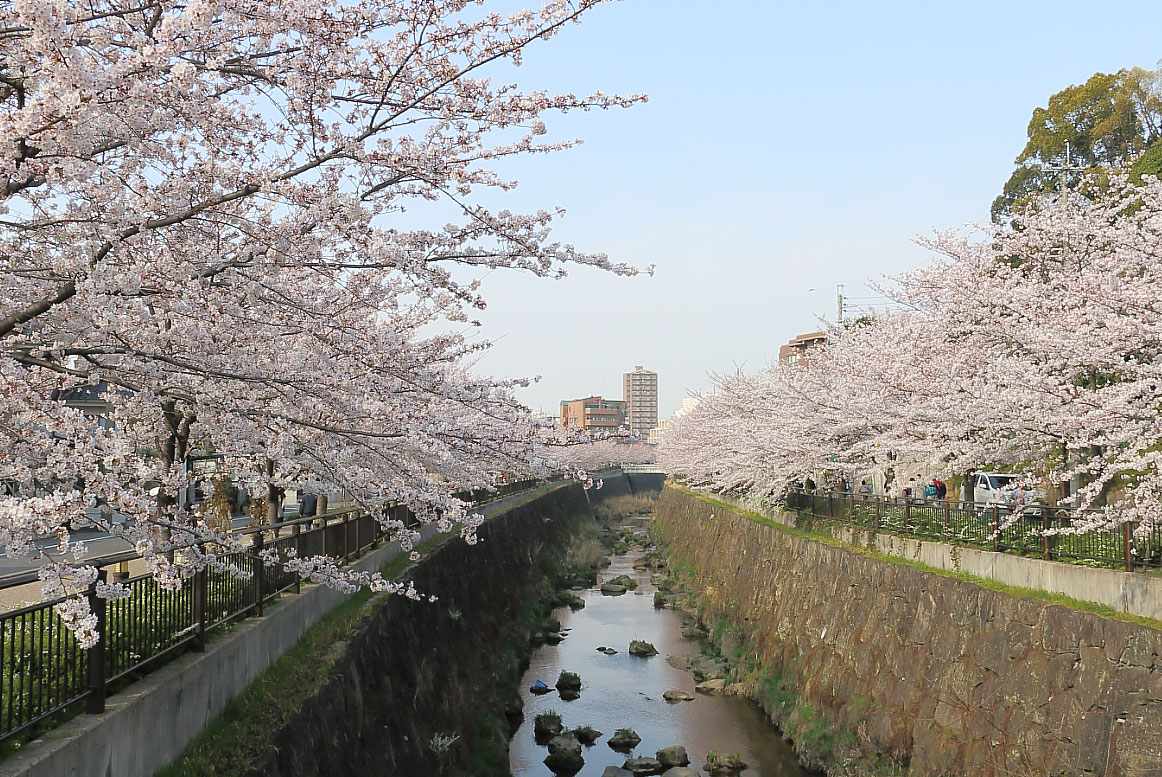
[1042,507,1051,561]
[193,552,206,652]
[254,530,265,617]
[992,504,1000,553]
[874,497,881,531]
[343,511,350,561]
[293,523,302,595]
[943,502,950,538]
[86,569,107,714]
[1123,522,1132,572]
[903,501,910,537]
[828,493,834,519]
[354,510,361,555]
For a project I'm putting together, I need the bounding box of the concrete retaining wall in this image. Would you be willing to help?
[655,485,1162,777]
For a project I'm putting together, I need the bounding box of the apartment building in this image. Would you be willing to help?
[778,331,827,366]
[622,365,658,440]
[559,396,626,435]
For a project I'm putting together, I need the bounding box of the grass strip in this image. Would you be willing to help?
[156,533,449,777]
[669,483,1162,632]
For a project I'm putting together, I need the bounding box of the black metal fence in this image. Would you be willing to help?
[784,488,1162,572]
[0,476,543,744]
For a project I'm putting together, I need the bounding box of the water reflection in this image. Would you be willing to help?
[510,539,811,777]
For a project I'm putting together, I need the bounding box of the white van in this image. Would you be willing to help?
[972,472,1042,516]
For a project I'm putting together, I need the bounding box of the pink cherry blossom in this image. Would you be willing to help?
[1,0,646,634]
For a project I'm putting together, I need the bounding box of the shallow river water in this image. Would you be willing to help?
[509,539,812,777]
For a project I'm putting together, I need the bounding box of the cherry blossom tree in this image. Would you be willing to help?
[540,435,655,484]
[663,175,1162,539]
[0,0,647,643]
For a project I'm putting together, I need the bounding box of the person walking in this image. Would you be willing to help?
[923,480,938,501]
[299,491,318,518]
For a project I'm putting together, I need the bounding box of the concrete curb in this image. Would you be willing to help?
[709,490,1162,623]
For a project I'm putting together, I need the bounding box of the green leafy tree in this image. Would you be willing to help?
[992,66,1162,222]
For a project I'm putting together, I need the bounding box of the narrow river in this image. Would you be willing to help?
[509,532,812,777]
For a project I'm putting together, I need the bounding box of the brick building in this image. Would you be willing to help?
[778,331,827,366]
[559,396,626,436]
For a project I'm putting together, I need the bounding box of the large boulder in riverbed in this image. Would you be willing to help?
[600,582,628,595]
[660,768,699,777]
[662,689,694,702]
[690,656,728,681]
[656,746,690,768]
[534,711,564,741]
[602,767,633,777]
[703,752,748,774]
[556,671,582,693]
[695,679,726,695]
[606,574,638,590]
[544,734,584,774]
[629,640,658,657]
[607,728,642,750]
[570,725,603,745]
[622,756,665,775]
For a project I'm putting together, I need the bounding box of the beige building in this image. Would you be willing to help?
[647,397,696,445]
[622,365,658,440]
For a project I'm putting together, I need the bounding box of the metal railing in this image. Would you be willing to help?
[0,476,544,744]
[784,488,1162,573]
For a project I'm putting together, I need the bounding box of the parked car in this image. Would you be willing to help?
[972,472,1043,517]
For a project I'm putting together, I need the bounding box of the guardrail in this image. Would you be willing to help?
[0,476,543,745]
[784,488,1162,573]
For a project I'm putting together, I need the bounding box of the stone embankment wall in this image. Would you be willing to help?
[244,482,595,777]
[654,485,1162,777]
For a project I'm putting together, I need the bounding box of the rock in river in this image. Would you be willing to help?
[622,756,665,775]
[695,679,726,694]
[556,670,582,693]
[607,728,642,750]
[629,639,658,657]
[544,734,583,774]
[662,689,694,702]
[656,745,690,768]
[606,574,639,590]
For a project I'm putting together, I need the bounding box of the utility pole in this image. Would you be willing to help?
[1043,140,1086,200]
[1042,140,1086,502]
[836,284,845,326]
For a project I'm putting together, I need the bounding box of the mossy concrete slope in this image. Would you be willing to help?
[654,485,1162,777]
[241,483,593,777]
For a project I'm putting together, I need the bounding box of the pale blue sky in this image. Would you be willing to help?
[456,0,1162,419]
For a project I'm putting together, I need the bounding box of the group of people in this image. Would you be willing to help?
[847,476,949,502]
[903,477,947,502]
[806,476,950,503]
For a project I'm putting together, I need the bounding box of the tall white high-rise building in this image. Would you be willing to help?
[622,365,658,440]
